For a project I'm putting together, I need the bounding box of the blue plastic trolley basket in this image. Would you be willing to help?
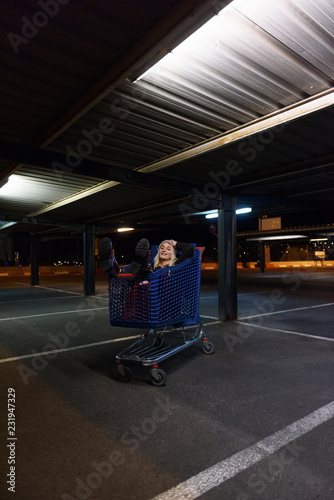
[108,246,214,385]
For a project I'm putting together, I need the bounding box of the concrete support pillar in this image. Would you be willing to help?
[259,241,265,273]
[217,194,237,321]
[30,235,39,286]
[83,224,96,296]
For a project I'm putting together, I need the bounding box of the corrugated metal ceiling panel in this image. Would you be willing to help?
[46,182,182,223]
[157,106,334,193]
[235,0,334,79]
[0,166,105,216]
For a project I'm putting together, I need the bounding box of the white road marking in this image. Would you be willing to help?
[0,307,108,322]
[203,320,221,327]
[151,401,334,500]
[0,319,221,364]
[0,335,141,364]
[238,302,334,320]
[35,285,83,295]
[236,321,334,342]
[0,295,86,305]
[200,291,271,299]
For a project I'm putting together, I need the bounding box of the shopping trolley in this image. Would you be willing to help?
[108,246,214,386]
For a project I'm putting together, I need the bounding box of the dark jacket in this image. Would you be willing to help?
[174,241,195,265]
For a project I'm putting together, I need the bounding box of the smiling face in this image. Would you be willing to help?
[159,242,173,263]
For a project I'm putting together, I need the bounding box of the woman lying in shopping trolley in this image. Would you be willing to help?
[98,237,214,386]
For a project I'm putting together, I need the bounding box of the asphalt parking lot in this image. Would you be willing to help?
[0,269,333,500]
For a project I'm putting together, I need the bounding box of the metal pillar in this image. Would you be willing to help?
[217,194,237,321]
[83,224,96,296]
[30,235,39,286]
[259,241,265,273]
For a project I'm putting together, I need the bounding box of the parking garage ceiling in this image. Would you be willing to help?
[0,0,333,235]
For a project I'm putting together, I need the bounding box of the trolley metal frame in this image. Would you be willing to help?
[108,247,214,385]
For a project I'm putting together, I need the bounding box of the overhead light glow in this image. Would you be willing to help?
[133,53,175,82]
[247,235,308,241]
[310,238,328,242]
[205,212,218,219]
[0,174,28,197]
[117,227,134,232]
[236,207,252,215]
[205,207,252,219]
[132,0,238,82]
[0,221,16,230]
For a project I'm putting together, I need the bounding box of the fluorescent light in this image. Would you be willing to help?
[132,1,236,83]
[205,207,252,219]
[117,227,134,232]
[310,238,328,242]
[0,174,27,197]
[247,235,308,241]
[0,222,16,230]
[205,212,218,219]
[133,53,174,82]
[236,207,252,215]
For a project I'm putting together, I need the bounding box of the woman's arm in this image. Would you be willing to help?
[171,241,195,264]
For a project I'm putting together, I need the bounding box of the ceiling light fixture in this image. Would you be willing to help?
[132,53,175,82]
[131,0,237,83]
[247,235,308,241]
[0,221,16,230]
[205,207,252,219]
[0,174,27,197]
[117,227,134,232]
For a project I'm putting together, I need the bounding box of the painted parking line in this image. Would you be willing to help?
[239,302,334,320]
[0,335,141,364]
[0,319,221,364]
[151,401,334,500]
[35,285,83,295]
[236,321,334,343]
[203,320,221,327]
[0,295,87,305]
[200,291,271,299]
[0,306,108,322]
[0,308,218,326]
[0,309,217,323]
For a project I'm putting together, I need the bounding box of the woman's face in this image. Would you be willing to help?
[159,243,173,262]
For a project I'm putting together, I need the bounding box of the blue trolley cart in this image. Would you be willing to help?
[108,247,214,386]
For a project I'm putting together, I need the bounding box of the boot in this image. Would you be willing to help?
[98,237,119,276]
[129,238,150,274]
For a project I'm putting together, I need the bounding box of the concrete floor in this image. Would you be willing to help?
[0,269,333,500]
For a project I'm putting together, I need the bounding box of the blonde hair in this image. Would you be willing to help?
[154,240,177,270]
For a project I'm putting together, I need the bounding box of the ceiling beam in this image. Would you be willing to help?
[0,141,198,197]
[228,154,334,191]
[139,89,334,173]
[0,214,84,232]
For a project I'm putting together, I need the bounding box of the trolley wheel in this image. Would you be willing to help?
[150,368,167,387]
[117,365,132,382]
[202,341,215,354]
